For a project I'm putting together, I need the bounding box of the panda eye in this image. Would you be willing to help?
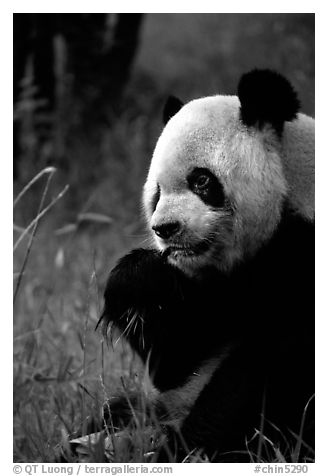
[187,167,225,208]
[193,174,210,191]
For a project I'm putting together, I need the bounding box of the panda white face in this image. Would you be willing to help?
[143,95,288,275]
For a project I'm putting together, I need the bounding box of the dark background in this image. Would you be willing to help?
[13,13,314,462]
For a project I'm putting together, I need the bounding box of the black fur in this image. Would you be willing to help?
[163,96,184,125]
[187,167,226,208]
[238,69,300,136]
[98,208,314,462]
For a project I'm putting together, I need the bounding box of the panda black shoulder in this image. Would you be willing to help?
[242,207,314,316]
[238,69,300,135]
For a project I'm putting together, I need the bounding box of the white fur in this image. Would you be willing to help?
[142,353,231,429]
[143,95,314,274]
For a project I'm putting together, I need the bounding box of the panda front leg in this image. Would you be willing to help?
[98,248,202,430]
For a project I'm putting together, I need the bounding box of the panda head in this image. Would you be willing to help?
[143,70,301,275]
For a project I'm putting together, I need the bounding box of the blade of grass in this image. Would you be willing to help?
[256,389,267,461]
[13,184,69,253]
[13,166,56,208]
[14,168,57,304]
[293,394,315,462]
[91,251,105,392]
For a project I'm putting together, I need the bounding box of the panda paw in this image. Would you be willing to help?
[97,248,186,338]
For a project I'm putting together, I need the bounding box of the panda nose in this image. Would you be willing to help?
[152,222,180,240]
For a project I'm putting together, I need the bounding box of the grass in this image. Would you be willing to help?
[13,13,314,463]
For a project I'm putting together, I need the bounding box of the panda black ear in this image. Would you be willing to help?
[163,96,184,125]
[237,69,300,135]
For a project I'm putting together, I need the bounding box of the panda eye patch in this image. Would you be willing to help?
[187,167,225,208]
[151,184,161,212]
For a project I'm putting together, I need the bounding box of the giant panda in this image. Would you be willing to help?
[98,69,314,462]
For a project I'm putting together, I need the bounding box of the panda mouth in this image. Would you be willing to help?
[164,241,210,259]
[166,247,195,258]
